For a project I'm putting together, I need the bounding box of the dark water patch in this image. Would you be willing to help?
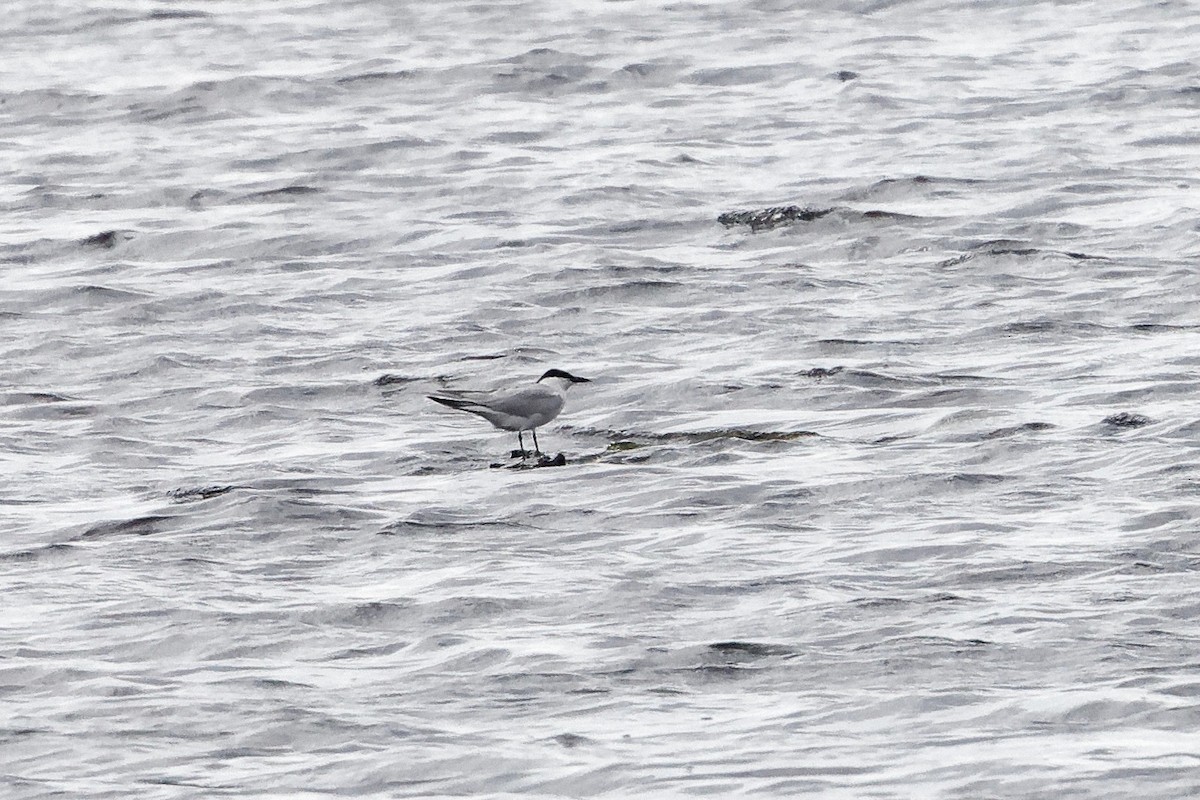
[129,97,207,123]
[896,386,1012,410]
[459,352,508,361]
[492,50,597,92]
[335,70,417,85]
[380,509,531,535]
[324,601,413,628]
[678,663,762,681]
[146,9,211,20]
[486,129,546,144]
[860,635,992,653]
[871,434,912,445]
[424,596,526,626]
[229,136,435,172]
[550,732,594,748]
[851,596,905,609]
[327,642,408,661]
[2,399,97,420]
[1002,320,1056,335]
[0,543,77,563]
[592,218,692,236]
[981,421,1056,440]
[186,188,229,208]
[815,339,922,354]
[1131,133,1200,147]
[1000,319,1107,338]
[801,366,844,380]
[1120,510,1192,532]
[0,391,76,405]
[839,369,931,388]
[707,641,795,659]
[1128,322,1200,333]
[544,279,684,304]
[718,206,835,231]
[0,89,108,123]
[50,284,149,307]
[948,472,1009,487]
[963,560,1086,586]
[930,373,995,383]
[689,65,787,86]
[79,515,175,540]
[833,70,859,81]
[445,209,516,222]
[840,174,982,203]
[859,209,924,222]
[1104,412,1152,428]
[241,185,321,202]
[619,63,655,78]
[964,240,1110,263]
[167,485,239,503]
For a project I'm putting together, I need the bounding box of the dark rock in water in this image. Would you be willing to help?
[718,205,835,232]
[497,452,567,469]
[1104,412,1152,428]
[80,230,123,248]
[374,373,416,387]
[168,485,237,502]
[833,70,859,81]
[802,366,844,380]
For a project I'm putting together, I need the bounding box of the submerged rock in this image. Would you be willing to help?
[80,230,127,248]
[494,452,568,469]
[1103,412,1152,428]
[717,205,834,232]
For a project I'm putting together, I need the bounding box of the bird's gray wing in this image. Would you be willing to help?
[482,385,565,427]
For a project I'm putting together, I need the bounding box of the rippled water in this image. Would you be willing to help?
[5,1,1200,797]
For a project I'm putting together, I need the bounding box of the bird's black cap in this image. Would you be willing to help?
[539,368,591,383]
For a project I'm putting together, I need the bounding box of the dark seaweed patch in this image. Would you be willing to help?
[718,206,835,232]
[1104,412,1152,428]
[168,485,238,502]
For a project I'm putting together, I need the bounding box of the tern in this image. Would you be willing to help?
[428,368,591,458]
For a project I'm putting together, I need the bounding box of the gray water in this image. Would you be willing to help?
[5,1,1200,797]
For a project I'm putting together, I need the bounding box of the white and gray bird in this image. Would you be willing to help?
[428,368,591,459]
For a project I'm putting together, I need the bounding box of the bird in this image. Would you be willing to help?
[428,368,591,459]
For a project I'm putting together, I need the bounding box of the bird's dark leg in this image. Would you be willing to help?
[517,431,526,460]
[531,429,541,456]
